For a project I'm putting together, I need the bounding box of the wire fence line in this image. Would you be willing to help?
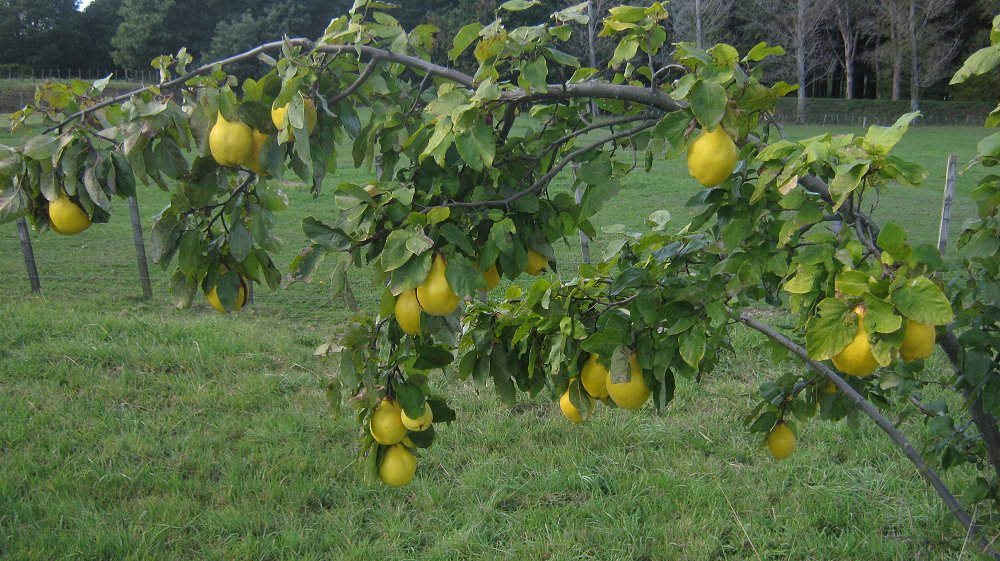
[1,68,157,83]
[773,112,987,127]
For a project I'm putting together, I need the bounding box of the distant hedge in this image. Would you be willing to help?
[775,97,996,126]
[1,81,139,114]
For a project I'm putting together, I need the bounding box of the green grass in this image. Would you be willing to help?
[1,124,994,560]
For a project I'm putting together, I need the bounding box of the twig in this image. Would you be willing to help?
[328,57,380,105]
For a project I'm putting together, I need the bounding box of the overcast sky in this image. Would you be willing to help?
[79,0,93,9]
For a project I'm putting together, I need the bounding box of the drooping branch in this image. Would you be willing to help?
[738,312,1000,561]
[443,119,659,209]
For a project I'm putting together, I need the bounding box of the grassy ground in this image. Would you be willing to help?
[1,124,994,560]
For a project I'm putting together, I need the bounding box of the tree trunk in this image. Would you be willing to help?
[796,0,807,123]
[892,46,902,100]
[845,59,855,99]
[908,0,919,112]
[835,1,855,99]
[889,14,902,101]
[695,0,703,49]
[587,0,598,117]
[939,332,1000,479]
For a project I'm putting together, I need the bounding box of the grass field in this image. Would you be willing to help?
[1,124,995,560]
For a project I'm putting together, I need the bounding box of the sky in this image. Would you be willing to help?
[78,0,93,9]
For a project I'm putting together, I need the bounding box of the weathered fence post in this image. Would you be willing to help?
[572,162,591,264]
[16,218,41,293]
[127,195,153,299]
[938,155,958,253]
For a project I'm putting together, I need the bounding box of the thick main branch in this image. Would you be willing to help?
[48,38,684,133]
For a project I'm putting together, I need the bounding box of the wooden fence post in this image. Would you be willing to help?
[16,217,41,293]
[127,195,153,299]
[938,155,957,254]
[572,162,591,264]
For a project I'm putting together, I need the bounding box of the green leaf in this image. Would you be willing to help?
[500,0,540,10]
[386,247,428,293]
[828,161,869,209]
[863,294,901,334]
[609,346,632,384]
[608,4,649,22]
[110,152,136,198]
[414,344,454,370]
[689,80,727,129]
[609,36,640,69]
[575,150,610,184]
[805,298,856,361]
[581,331,627,358]
[569,67,598,83]
[381,229,417,272]
[835,270,869,296]
[881,156,928,186]
[748,411,777,434]
[288,243,327,285]
[427,398,457,424]
[978,132,1000,159]
[679,327,706,369]
[302,217,352,251]
[444,253,486,297]
[426,206,451,225]
[0,188,27,224]
[215,271,242,312]
[579,180,620,220]
[229,222,252,263]
[648,110,690,158]
[438,223,476,256]
[177,230,202,275]
[863,112,919,157]
[949,44,1000,85]
[455,121,496,171]
[891,277,953,325]
[744,42,785,62]
[449,23,483,61]
[519,57,549,93]
[876,223,909,262]
[395,381,426,419]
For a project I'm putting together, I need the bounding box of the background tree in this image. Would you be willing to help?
[668,0,735,49]
[868,0,964,109]
[205,0,350,63]
[66,0,123,71]
[742,0,834,122]
[832,0,872,99]
[0,0,80,69]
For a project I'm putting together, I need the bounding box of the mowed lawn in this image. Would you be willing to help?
[0,124,994,560]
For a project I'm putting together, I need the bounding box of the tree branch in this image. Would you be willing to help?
[738,312,999,560]
[443,119,658,209]
[46,38,685,134]
[328,57,380,105]
[939,331,1000,478]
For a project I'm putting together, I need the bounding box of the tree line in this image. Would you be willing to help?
[1,0,997,113]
